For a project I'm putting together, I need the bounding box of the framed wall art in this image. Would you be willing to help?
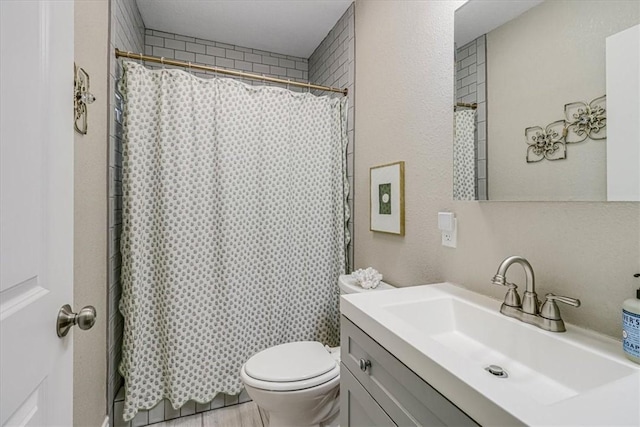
[370,161,405,235]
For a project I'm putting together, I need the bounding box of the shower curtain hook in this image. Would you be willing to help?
[287,78,290,90]
[307,81,311,94]
[127,51,137,65]
[188,61,192,75]
[160,57,165,69]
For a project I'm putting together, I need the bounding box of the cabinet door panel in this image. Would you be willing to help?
[341,316,478,427]
[340,364,395,427]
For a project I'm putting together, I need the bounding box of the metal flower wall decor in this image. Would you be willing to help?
[525,120,567,162]
[525,95,606,163]
[565,95,607,143]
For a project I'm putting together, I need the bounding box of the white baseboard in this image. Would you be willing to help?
[101,415,109,427]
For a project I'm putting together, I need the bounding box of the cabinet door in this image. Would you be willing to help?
[341,316,478,427]
[340,364,395,427]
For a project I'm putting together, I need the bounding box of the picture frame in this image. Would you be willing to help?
[370,161,405,235]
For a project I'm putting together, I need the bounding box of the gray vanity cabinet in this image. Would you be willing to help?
[340,316,478,427]
[341,367,395,427]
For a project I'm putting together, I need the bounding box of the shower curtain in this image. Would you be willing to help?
[119,61,348,421]
[453,109,477,200]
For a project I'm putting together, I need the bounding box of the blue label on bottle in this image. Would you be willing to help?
[623,309,640,359]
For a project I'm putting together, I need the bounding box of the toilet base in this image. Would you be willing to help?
[244,375,340,427]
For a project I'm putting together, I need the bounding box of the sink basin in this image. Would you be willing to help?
[341,283,640,426]
[384,296,635,405]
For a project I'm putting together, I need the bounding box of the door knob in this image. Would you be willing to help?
[56,304,96,337]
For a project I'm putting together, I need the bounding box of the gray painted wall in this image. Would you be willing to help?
[354,0,640,341]
[74,0,109,425]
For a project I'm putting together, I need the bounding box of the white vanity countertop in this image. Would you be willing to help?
[340,283,640,427]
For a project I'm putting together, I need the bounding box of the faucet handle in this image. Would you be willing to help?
[540,293,581,320]
[491,275,521,307]
[545,293,581,307]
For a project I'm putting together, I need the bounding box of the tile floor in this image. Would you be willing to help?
[149,402,267,427]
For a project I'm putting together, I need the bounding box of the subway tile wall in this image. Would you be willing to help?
[456,35,487,200]
[143,29,308,85]
[308,3,355,271]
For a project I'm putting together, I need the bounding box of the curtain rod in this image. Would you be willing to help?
[115,49,348,96]
[455,102,477,110]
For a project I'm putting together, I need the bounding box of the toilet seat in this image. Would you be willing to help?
[241,363,340,392]
[241,341,340,392]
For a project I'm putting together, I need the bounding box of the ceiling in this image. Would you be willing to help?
[455,0,543,46]
[136,0,353,59]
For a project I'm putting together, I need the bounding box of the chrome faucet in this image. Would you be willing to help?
[491,256,580,332]
[492,256,539,315]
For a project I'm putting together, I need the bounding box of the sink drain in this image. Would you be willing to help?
[484,364,508,378]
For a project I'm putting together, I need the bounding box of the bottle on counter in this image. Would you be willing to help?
[622,274,640,364]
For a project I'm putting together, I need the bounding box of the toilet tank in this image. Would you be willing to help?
[338,274,395,294]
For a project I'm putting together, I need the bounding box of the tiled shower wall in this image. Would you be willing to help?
[143,29,308,84]
[108,0,144,424]
[456,35,487,200]
[308,3,355,271]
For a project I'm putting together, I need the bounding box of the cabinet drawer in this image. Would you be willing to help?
[341,316,478,427]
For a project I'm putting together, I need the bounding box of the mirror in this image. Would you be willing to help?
[453,0,639,201]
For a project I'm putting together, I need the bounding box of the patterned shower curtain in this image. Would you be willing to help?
[119,61,347,421]
[453,109,476,200]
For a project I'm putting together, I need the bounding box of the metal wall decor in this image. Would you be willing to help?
[525,120,567,163]
[525,95,606,163]
[74,64,96,135]
[564,95,607,143]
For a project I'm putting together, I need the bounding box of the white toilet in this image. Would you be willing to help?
[240,274,394,427]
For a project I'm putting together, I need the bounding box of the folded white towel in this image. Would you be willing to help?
[351,267,383,289]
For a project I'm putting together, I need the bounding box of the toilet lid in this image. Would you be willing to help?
[244,341,337,383]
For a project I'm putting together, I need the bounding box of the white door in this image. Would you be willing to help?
[0,1,74,426]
